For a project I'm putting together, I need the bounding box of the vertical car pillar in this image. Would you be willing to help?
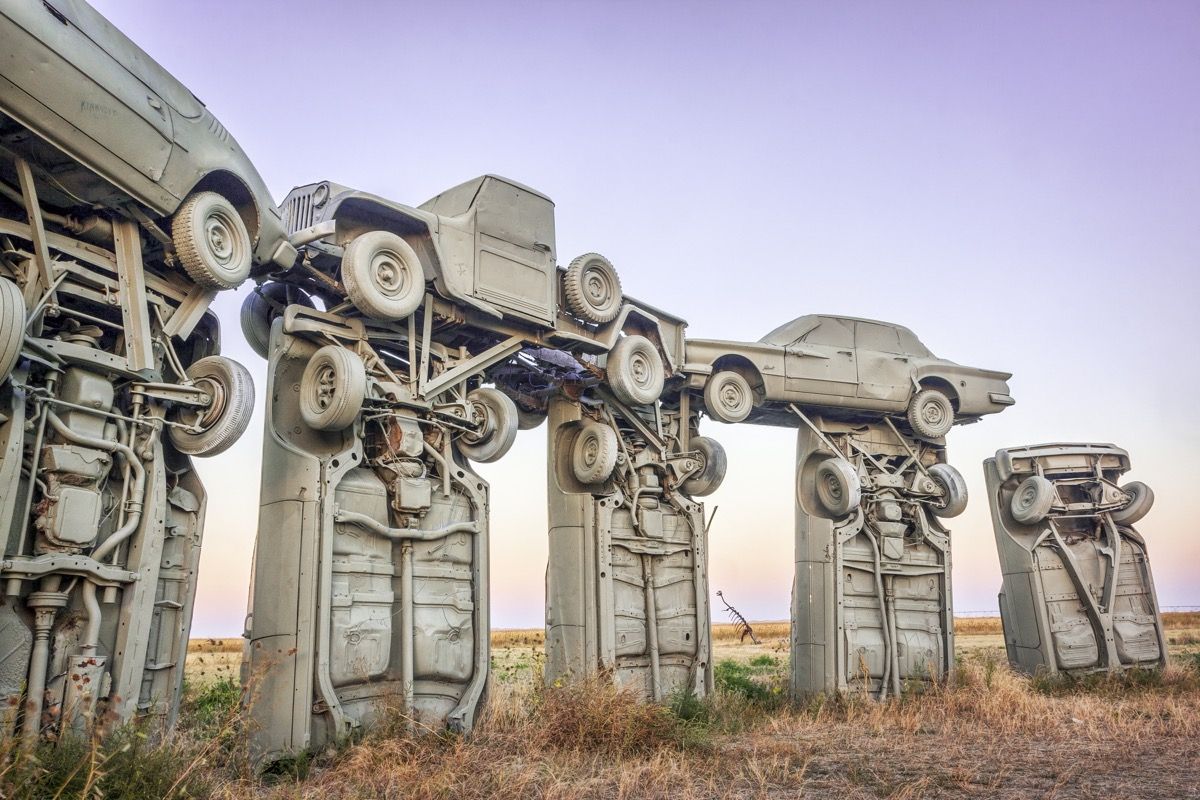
[792,416,960,698]
[544,394,714,701]
[244,318,492,767]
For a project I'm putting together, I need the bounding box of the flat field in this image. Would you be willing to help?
[4,616,1197,799]
[154,613,1200,799]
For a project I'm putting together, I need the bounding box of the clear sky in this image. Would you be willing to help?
[88,0,1200,635]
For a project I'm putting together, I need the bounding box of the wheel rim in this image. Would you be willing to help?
[1014,482,1038,514]
[822,472,844,505]
[583,266,615,310]
[718,378,747,415]
[312,363,338,412]
[921,399,947,427]
[370,248,411,298]
[182,375,226,432]
[629,351,652,389]
[463,400,494,445]
[579,432,601,470]
[203,208,240,268]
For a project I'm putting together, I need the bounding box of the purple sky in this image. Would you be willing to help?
[90,0,1200,634]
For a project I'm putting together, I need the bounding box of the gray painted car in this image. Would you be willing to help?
[248,177,688,411]
[984,443,1165,675]
[0,0,295,288]
[687,314,1014,437]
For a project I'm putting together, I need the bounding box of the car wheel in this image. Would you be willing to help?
[563,253,622,324]
[681,436,727,497]
[240,282,315,359]
[342,231,425,321]
[606,335,665,406]
[0,277,24,384]
[1110,481,1154,525]
[1010,475,1055,525]
[907,387,955,439]
[928,463,968,518]
[172,191,253,290]
[459,387,519,463]
[703,370,754,423]
[572,420,619,484]
[814,458,861,518]
[300,345,367,431]
[168,356,255,456]
[515,404,547,430]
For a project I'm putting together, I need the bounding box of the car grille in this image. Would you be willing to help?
[284,191,315,235]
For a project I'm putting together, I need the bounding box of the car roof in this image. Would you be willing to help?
[759,314,918,345]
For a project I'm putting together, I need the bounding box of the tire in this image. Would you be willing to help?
[1011,475,1055,525]
[928,463,968,518]
[0,277,24,384]
[240,283,314,359]
[563,253,622,324]
[168,356,255,456]
[571,420,619,484]
[815,458,861,518]
[341,231,425,321]
[907,387,955,439]
[515,404,546,431]
[704,370,754,423]
[172,191,253,290]
[300,345,367,431]
[606,335,665,406]
[459,387,519,463]
[1111,481,1154,525]
[681,436,727,497]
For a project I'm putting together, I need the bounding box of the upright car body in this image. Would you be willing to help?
[687,314,1013,437]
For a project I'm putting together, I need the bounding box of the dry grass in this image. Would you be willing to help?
[6,621,1195,798]
[187,650,1200,800]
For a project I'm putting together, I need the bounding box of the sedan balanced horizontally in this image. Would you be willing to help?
[686,314,1014,438]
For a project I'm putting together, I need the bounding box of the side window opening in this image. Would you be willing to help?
[896,328,933,357]
[855,322,902,354]
[799,318,853,349]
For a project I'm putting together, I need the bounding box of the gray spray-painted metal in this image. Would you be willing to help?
[984,444,1166,676]
[271,179,686,379]
[0,144,250,741]
[687,314,1013,430]
[0,0,268,739]
[247,172,700,753]
[792,415,956,698]
[544,394,714,700]
[244,311,492,766]
[0,0,294,272]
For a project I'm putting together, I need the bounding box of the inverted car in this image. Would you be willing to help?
[246,176,687,411]
[686,314,1013,437]
[0,0,295,288]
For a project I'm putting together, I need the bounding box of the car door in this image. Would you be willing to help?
[1,0,173,182]
[470,176,556,327]
[853,321,911,407]
[783,316,858,399]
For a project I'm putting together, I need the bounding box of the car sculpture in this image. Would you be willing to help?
[244,176,685,413]
[686,314,1014,438]
[984,443,1165,675]
[0,0,295,290]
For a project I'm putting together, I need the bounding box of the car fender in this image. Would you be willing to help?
[914,362,1013,415]
[684,339,780,396]
[577,304,682,375]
